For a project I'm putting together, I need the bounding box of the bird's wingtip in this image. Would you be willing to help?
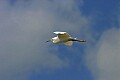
[54,31,67,34]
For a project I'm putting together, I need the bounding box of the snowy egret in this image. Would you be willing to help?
[46,31,86,46]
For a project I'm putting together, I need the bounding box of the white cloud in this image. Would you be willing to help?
[0,0,89,80]
[86,28,120,80]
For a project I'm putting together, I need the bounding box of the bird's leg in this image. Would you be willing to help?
[78,40,86,42]
[68,38,86,42]
[71,39,86,42]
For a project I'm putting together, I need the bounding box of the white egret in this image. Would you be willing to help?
[46,31,86,46]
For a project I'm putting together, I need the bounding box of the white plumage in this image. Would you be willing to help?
[46,31,86,46]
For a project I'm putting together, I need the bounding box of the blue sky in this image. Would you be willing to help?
[0,0,120,80]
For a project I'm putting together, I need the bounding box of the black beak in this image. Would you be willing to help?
[46,40,51,42]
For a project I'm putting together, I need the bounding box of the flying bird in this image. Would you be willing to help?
[46,31,86,46]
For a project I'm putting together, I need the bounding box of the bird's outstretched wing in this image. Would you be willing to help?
[53,31,70,39]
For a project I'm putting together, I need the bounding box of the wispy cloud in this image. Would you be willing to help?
[86,27,120,80]
[85,3,120,79]
[0,0,89,80]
